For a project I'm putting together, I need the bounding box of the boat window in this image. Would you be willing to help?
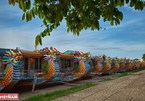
[74,61,79,70]
[35,58,42,72]
[0,56,3,76]
[22,58,35,77]
[22,58,29,77]
[28,58,35,76]
[35,58,38,71]
[0,56,2,70]
[40,58,42,70]
[60,58,74,71]
[22,58,43,77]
[24,58,28,70]
[0,56,6,76]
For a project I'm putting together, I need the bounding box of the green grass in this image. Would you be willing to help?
[104,72,133,81]
[22,83,96,101]
[22,68,145,101]
[103,68,145,81]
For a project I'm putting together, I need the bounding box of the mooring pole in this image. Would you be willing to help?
[32,74,37,92]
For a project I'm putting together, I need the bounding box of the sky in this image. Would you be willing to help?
[0,0,145,59]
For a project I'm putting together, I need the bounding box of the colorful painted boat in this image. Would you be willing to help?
[0,47,60,92]
[118,61,126,72]
[33,48,91,82]
[60,50,92,82]
[0,47,144,92]
[141,61,145,68]
[0,48,23,91]
[109,58,120,74]
[125,60,133,71]
[41,48,78,82]
[91,56,102,75]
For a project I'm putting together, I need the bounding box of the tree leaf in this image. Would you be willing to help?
[110,20,114,26]
[39,36,42,45]
[22,13,25,20]
[8,0,145,47]
[126,0,129,4]
[19,0,24,11]
[26,0,31,10]
[8,0,12,5]
[26,12,29,22]
[35,35,40,46]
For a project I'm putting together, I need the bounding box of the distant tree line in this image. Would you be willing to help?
[142,54,145,61]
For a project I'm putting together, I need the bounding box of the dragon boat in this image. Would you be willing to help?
[92,56,111,75]
[118,59,126,73]
[0,47,58,92]
[0,47,144,92]
[0,47,95,92]
[108,57,120,74]
[60,50,95,82]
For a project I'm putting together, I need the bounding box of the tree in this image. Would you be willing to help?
[134,58,139,60]
[142,54,145,61]
[8,0,145,47]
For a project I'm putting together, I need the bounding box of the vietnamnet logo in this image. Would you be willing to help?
[0,93,19,100]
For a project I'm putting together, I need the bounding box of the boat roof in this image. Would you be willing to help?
[20,51,43,58]
[63,50,81,55]
[0,48,74,59]
[59,53,74,59]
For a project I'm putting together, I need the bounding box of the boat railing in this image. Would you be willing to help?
[0,68,55,79]
[0,72,4,80]
[0,72,3,76]
[17,69,46,79]
[60,68,76,73]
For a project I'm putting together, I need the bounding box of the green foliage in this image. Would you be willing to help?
[8,0,145,47]
[22,83,95,101]
[103,68,145,81]
[142,54,145,61]
[134,58,139,60]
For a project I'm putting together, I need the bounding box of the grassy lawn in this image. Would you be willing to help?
[22,83,96,101]
[22,68,145,101]
[104,68,145,81]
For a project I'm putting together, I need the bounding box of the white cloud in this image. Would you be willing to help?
[0,0,145,59]
[0,25,43,50]
[105,17,145,30]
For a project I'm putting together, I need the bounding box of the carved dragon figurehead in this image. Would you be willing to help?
[40,47,60,61]
[2,49,23,66]
[80,52,90,60]
[74,51,91,61]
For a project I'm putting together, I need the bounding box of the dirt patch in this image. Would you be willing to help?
[54,70,145,101]
[20,74,117,100]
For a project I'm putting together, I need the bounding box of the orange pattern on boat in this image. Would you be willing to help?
[0,66,13,87]
[95,61,101,74]
[102,62,111,74]
[44,59,55,80]
[73,61,86,77]
[111,63,120,72]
